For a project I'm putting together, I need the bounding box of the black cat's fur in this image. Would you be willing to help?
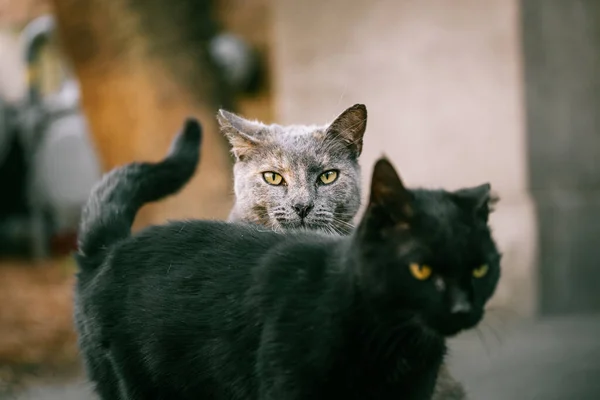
[74,118,203,399]
[74,119,501,400]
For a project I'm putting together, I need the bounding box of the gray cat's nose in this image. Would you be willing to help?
[292,203,314,219]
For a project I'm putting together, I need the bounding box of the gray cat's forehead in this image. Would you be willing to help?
[256,144,332,171]
[266,123,328,139]
[247,124,342,168]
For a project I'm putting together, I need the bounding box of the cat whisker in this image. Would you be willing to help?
[482,309,516,338]
[480,320,504,347]
[333,226,351,236]
[331,222,353,236]
[331,227,346,236]
[334,211,360,218]
[315,220,346,237]
[332,216,354,225]
[333,214,358,219]
[332,218,355,229]
[324,227,336,237]
[323,225,341,237]
[475,327,492,359]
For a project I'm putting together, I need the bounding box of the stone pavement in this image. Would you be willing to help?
[11,314,600,400]
[449,313,600,400]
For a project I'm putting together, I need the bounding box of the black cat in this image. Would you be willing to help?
[74,118,501,400]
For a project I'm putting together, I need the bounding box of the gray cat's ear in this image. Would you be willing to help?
[325,104,367,157]
[217,109,264,161]
[452,183,499,221]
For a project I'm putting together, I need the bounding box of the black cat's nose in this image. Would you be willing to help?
[449,287,471,314]
[292,203,314,219]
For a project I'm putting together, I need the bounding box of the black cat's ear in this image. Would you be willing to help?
[217,109,264,161]
[452,183,498,221]
[325,104,367,158]
[365,157,413,228]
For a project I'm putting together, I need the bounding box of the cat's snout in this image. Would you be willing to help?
[448,287,471,314]
[292,203,314,219]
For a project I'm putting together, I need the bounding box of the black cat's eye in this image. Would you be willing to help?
[263,172,286,186]
[472,264,489,278]
[409,263,432,280]
[319,170,339,185]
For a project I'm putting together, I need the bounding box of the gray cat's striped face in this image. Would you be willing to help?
[219,104,367,235]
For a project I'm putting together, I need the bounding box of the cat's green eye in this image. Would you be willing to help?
[409,263,432,280]
[263,172,284,186]
[473,264,489,278]
[319,170,338,185]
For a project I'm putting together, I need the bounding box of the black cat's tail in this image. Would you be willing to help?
[76,118,202,266]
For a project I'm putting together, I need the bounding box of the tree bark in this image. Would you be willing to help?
[50,0,234,227]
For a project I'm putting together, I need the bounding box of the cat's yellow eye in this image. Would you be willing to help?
[409,263,432,280]
[473,264,489,278]
[263,172,284,186]
[319,170,338,185]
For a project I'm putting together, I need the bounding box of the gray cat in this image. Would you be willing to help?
[217,104,467,400]
[217,104,365,235]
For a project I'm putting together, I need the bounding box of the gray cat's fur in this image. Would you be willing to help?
[218,104,366,235]
[217,104,467,400]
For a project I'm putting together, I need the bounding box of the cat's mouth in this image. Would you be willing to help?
[279,219,317,230]
[436,322,468,337]
[431,311,483,337]
[275,216,348,235]
[275,215,317,229]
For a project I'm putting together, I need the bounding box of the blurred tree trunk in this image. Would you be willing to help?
[50,0,234,227]
[216,0,274,123]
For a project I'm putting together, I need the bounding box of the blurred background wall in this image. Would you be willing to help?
[273,0,536,316]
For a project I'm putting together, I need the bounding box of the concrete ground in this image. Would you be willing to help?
[11,313,600,400]
[449,313,600,400]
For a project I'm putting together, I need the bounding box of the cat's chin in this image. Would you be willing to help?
[279,219,331,232]
[421,311,483,338]
[436,325,466,337]
[433,314,483,337]
[277,220,304,231]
